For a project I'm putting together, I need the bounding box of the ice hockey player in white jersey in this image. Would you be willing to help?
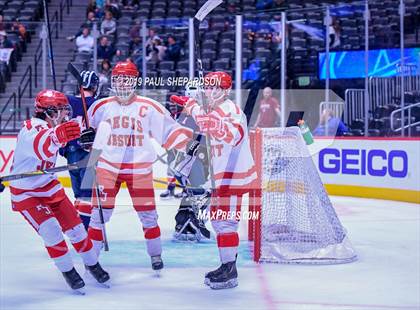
[177,71,257,289]
[8,90,110,292]
[84,60,194,272]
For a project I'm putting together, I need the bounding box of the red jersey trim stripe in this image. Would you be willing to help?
[91,97,115,117]
[33,129,49,160]
[134,98,165,114]
[43,136,54,158]
[162,127,193,149]
[10,179,61,195]
[98,157,153,169]
[232,123,245,146]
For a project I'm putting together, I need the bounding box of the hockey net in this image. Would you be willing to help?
[248,127,357,264]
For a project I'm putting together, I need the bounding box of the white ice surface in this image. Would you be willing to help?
[0,188,419,310]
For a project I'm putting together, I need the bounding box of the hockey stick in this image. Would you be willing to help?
[67,63,90,128]
[67,63,109,251]
[193,0,222,192]
[42,0,57,90]
[0,163,81,183]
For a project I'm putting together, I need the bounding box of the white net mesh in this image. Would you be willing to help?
[255,127,357,264]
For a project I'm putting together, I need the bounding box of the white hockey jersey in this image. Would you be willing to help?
[189,99,257,191]
[88,95,193,174]
[9,118,66,211]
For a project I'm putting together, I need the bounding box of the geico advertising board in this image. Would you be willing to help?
[1,136,419,193]
[312,138,420,191]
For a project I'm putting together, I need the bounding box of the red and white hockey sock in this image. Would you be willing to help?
[45,239,74,272]
[87,226,104,257]
[66,223,97,266]
[37,218,74,272]
[143,225,162,257]
[217,232,239,264]
[74,199,93,218]
[137,210,162,257]
[88,207,113,257]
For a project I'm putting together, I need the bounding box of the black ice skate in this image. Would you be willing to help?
[86,262,110,287]
[204,264,224,286]
[205,261,238,290]
[151,255,164,275]
[160,189,175,199]
[62,268,85,294]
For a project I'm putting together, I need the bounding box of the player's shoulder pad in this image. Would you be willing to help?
[22,118,48,133]
[89,96,115,115]
[134,95,166,115]
[216,99,242,117]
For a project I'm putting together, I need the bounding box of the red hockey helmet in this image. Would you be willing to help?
[111,60,139,77]
[203,71,232,103]
[34,89,69,112]
[111,60,139,101]
[34,89,72,125]
[204,71,232,90]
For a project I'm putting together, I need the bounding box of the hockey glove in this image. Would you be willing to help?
[186,139,200,156]
[80,127,96,149]
[170,95,200,116]
[53,121,81,145]
[0,181,5,193]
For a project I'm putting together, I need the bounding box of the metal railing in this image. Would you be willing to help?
[17,65,33,117]
[0,93,17,134]
[390,102,420,136]
[369,74,420,109]
[344,89,365,125]
[34,39,42,88]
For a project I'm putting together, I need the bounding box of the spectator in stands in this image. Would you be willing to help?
[145,28,161,50]
[147,38,166,62]
[114,49,126,62]
[11,19,26,42]
[253,87,281,128]
[97,36,115,61]
[75,27,94,54]
[164,35,181,62]
[329,17,341,49]
[105,0,121,19]
[87,0,105,19]
[0,31,13,49]
[98,59,112,87]
[313,109,348,136]
[67,11,98,42]
[101,10,116,36]
[129,20,142,60]
[0,15,5,31]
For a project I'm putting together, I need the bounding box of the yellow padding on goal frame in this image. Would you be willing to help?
[3,178,419,204]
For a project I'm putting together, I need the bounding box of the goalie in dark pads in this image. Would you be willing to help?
[169,87,211,241]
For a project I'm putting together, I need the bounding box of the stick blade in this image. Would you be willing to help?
[194,0,223,22]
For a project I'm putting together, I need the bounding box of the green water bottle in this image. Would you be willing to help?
[297,119,314,145]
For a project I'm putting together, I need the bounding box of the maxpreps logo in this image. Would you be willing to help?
[319,148,408,178]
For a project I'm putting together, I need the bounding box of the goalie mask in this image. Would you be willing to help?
[34,90,72,126]
[111,60,139,102]
[204,71,232,104]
